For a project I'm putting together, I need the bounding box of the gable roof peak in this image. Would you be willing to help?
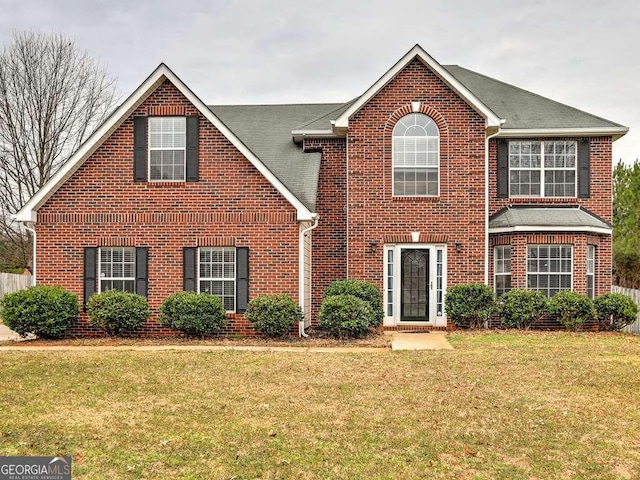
[333,44,503,131]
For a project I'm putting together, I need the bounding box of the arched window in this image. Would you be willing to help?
[392,113,439,196]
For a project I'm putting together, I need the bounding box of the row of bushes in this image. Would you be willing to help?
[445,283,639,331]
[3,281,636,339]
[0,279,385,339]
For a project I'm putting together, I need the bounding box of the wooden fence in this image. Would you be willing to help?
[612,285,640,335]
[0,272,32,301]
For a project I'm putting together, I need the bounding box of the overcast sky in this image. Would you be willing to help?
[1,0,638,163]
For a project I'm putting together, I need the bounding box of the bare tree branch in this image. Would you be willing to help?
[0,31,118,271]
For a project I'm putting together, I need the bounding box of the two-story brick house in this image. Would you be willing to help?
[14,45,627,335]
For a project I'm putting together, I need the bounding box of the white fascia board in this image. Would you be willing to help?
[497,127,629,141]
[489,225,612,235]
[334,45,503,130]
[15,63,314,222]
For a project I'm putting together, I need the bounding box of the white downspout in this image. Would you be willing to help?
[485,128,502,285]
[23,223,37,286]
[299,214,319,337]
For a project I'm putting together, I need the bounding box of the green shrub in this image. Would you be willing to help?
[498,289,549,330]
[244,294,302,337]
[0,285,77,338]
[594,293,639,331]
[318,294,371,338]
[547,291,595,330]
[159,292,227,336]
[324,279,384,328]
[86,290,150,336]
[445,283,495,328]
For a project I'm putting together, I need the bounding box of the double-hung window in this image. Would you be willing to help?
[199,247,236,311]
[494,246,511,296]
[509,141,576,197]
[527,245,572,297]
[149,117,186,181]
[392,113,439,196]
[99,247,135,293]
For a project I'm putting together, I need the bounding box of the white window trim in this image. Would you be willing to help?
[586,245,595,299]
[494,245,511,296]
[392,114,440,197]
[383,243,447,327]
[98,247,136,293]
[197,246,236,313]
[509,140,577,198]
[148,116,186,182]
[526,244,573,296]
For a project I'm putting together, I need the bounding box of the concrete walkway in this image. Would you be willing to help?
[391,331,454,351]
[0,323,21,341]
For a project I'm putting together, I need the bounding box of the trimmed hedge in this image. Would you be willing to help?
[445,283,495,328]
[159,292,227,336]
[245,294,302,337]
[0,285,78,338]
[323,279,384,328]
[86,290,150,336]
[594,293,638,331]
[318,294,371,338]
[498,289,548,330]
[548,291,595,330]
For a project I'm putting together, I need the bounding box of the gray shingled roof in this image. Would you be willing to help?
[209,103,344,211]
[208,64,623,213]
[489,207,611,230]
[443,65,625,130]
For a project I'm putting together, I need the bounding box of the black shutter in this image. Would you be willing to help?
[183,247,197,292]
[236,247,249,313]
[84,247,97,308]
[135,247,149,297]
[134,116,148,182]
[497,139,509,198]
[578,139,590,198]
[186,116,199,182]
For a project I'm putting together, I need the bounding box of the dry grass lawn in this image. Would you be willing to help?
[1,331,639,479]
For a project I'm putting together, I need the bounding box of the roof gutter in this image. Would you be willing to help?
[497,127,629,141]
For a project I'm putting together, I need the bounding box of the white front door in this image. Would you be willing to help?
[383,244,447,327]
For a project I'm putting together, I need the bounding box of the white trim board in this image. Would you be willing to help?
[14,63,315,223]
[333,45,503,131]
[489,225,612,235]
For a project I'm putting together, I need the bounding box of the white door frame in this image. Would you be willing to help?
[383,243,447,327]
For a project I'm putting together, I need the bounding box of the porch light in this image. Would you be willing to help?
[455,242,463,252]
[369,241,378,254]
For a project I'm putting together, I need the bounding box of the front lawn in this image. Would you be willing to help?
[1,332,639,479]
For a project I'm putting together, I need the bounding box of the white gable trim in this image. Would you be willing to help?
[14,64,314,223]
[333,45,503,131]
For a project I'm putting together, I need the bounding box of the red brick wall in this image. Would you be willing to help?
[488,136,613,222]
[489,233,611,298]
[304,138,347,322]
[344,59,487,289]
[36,80,299,336]
[487,136,614,295]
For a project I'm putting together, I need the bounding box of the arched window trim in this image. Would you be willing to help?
[392,113,440,197]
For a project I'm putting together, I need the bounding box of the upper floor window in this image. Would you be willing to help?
[149,117,186,181]
[509,141,576,197]
[392,113,439,196]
